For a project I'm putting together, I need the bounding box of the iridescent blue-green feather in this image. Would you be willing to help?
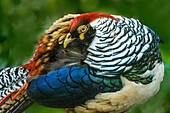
[26,66,123,108]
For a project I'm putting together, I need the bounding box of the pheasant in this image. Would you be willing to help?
[0,13,164,113]
[26,13,164,113]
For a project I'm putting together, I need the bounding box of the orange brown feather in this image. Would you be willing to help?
[12,14,80,101]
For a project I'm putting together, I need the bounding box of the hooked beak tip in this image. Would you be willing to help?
[64,33,75,48]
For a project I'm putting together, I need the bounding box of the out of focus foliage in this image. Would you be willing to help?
[0,0,169,113]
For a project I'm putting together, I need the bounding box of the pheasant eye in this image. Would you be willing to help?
[78,25,89,33]
[81,27,86,32]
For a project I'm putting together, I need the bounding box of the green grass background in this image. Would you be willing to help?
[0,0,170,113]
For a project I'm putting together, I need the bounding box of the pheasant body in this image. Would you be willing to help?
[26,13,164,113]
[0,13,164,113]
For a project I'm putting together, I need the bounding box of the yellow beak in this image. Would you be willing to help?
[64,33,75,48]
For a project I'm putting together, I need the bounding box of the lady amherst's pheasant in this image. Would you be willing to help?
[0,13,164,113]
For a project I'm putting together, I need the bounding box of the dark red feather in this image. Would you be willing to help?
[69,12,120,32]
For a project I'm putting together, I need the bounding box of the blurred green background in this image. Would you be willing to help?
[0,0,170,113]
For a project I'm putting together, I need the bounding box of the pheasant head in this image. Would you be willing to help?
[64,13,120,48]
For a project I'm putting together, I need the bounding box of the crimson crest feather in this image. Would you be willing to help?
[69,12,120,32]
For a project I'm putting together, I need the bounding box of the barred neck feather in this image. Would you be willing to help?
[84,15,162,82]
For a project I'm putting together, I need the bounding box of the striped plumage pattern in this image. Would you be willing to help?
[0,67,28,100]
[85,15,162,84]
[0,67,34,113]
[0,91,33,113]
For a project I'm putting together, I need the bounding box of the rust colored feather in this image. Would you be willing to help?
[11,14,80,102]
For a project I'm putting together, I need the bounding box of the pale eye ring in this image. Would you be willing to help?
[78,25,88,33]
